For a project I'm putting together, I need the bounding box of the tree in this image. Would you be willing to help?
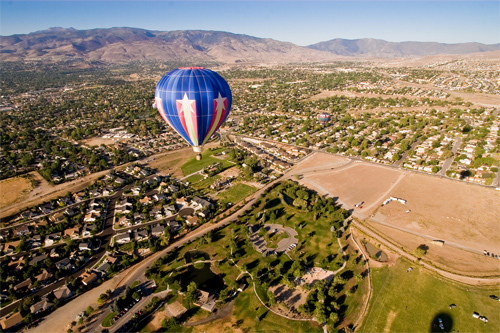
[86,305,94,316]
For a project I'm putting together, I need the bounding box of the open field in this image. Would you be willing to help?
[216,183,257,205]
[300,161,404,216]
[0,170,101,221]
[293,151,351,174]
[367,222,500,277]
[297,154,500,276]
[81,137,129,147]
[180,148,234,176]
[359,257,500,333]
[375,173,500,254]
[0,176,33,209]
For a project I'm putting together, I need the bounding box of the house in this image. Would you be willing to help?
[131,186,142,195]
[49,211,66,223]
[176,197,190,206]
[114,177,125,185]
[197,209,209,218]
[105,254,121,265]
[38,204,54,215]
[29,254,47,265]
[81,272,98,286]
[64,227,80,239]
[153,193,167,202]
[3,240,20,254]
[151,225,165,237]
[117,216,131,227]
[0,312,24,331]
[30,299,54,314]
[115,233,131,244]
[89,189,101,197]
[139,196,152,205]
[167,184,179,193]
[73,192,85,202]
[102,186,115,196]
[50,247,65,258]
[168,221,181,232]
[186,215,199,226]
[135,229,149,241]
[166,301,187,319]
[29,234,43,248]
[14,224,31,236]
[64,206,80,216]
[116,198,133,208]
[193,289,217,312]
[133,213,145,224]
[149,207,163,220]
[192,196,212,209]
[55,258,74,271]
[84,212,100,223]
[35,269,53,285]
[79,243,92,251]
[46,232,62,241]
[14,278,32,291]
[82,224,97,237]
[53,285,74,301]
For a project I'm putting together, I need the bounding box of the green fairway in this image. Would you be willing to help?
[216,182,256,205]
[359,258,500,333]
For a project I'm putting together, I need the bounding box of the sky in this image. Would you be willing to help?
[1,1,499,45]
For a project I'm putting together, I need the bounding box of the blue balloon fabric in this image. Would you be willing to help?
[155,67,232,152]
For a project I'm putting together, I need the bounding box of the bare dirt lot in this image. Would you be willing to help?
[0,176,33,209]
[368,222,500,277]
[292,151,351,174]
[299,161,404,216]
[81,137,129,147]
[295,154,500,276]
[375,173,500,254]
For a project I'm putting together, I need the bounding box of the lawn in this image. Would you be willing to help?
[102,312,118,327]
[184,173,205,184]
[180,148,233,176]
[216,183,257,205]
[359,257,500,333]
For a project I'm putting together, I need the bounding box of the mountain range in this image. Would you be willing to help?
[1,27,498,63]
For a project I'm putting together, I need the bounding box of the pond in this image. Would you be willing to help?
[184,250,210,263]
[177,250,225,293]
[364,242,389,262]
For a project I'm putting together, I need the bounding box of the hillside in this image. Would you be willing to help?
[1,27,499,63]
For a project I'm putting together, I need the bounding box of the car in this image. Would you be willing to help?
[489,295,499,300]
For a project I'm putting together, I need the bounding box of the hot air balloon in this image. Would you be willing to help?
[317,112,331,125]
[155,67,232,160]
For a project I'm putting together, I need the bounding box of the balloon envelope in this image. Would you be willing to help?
[155,67,232,154]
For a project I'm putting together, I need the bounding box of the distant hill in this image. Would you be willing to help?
[0,27,335,63]
[307,38,500,58]
[1,27,499,63]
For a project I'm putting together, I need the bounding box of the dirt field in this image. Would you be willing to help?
[81,137,128,147]
[0,176,33,209]
[299,161,405,216]
[292,151,351,174]
[375,173,500,254]
[295,154,500,276]
[368,222,500,277]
